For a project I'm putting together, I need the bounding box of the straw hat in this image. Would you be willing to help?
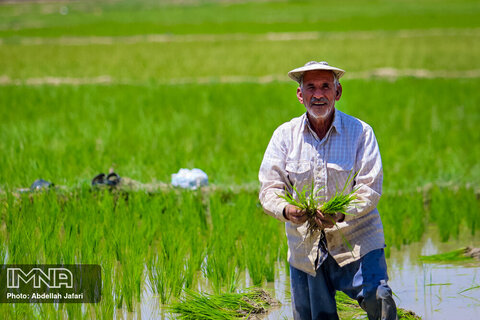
[288,61,345,83]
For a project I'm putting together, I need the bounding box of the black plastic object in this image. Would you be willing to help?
[105,172,121,186]
[91,173,106,186]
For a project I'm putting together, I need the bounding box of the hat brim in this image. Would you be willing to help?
[288,64,345,83]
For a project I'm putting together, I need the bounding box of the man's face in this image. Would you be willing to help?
[297,70,342,121]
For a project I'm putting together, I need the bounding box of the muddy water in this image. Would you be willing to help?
[263,225,480,320]
[124,226,479,319]
[387,225,480,320]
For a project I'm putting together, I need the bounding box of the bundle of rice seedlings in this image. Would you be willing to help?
[278,171,359,236]
[419,247,480,263]
[336,291,422,319]
[320,172,358,217]
[166,288,279,320]
[278,181,323,235]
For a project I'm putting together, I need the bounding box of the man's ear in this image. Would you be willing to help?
[296,87,304,104]
[335,83,343,101]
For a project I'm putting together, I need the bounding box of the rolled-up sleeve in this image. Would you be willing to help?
[259,128,290,222]
[344,125,383,221]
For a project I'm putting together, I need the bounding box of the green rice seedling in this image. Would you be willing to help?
[177,191,208,291]
[428,185,457,242]
[278,181,322,235]
[320,171,359,217]
[203,245,239,293]
[426,185,480,243]
[278,173,359,258]
[91,262,115,319]
[113,265,124,310]
[2,32,480,84]
[379,190,426,257]
[183,242,205,291]
[205,191,248,292]
[1,303,37,319]
[458,284,480,294]
[148,254,173,304]
[278,171,358,236]
[64,303,83,320]
[335,291,422,320]
[121,260,141,312]
[243,217,280,285]
[1,0,479,39]
[0,243,6,265]
[264,249,277,283]
[335,291,363,319]
[1,78,479,191]
[145,190,209,304]
[11,193,48,264]
[168,290,238,319]
[419,248,475,263]
[116,197,146,307]
[397,309,423,320]
[425,283,452,287]
[244,247,265,287]
[167,288,278,320]
[233,191,284,286]
[148,240,189,304]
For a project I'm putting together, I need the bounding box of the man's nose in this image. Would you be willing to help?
[313,88,325,98]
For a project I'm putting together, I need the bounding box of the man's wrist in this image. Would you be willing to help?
[283,207,289,220]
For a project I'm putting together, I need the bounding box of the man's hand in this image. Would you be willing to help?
[314,211,345,229]
[283,205,308,224]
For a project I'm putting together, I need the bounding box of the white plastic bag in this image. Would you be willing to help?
[171,168,208,189]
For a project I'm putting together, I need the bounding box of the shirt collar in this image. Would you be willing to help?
[303,109,342,140]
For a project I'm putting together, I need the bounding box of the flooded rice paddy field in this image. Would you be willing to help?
[126,225,480,320]
[2,1,480,319]
[387,226,480,320]
[0,186,478,319]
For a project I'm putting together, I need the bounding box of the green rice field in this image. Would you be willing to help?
[1,0,480,319]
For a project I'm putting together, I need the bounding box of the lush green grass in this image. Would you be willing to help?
[1,0,480,38]
[336,291,422,319]
[1,186,462,318]
[380,186,480,257]
[0,188,286,316]
[167,288,277,319]
[1,1,479,83]
[169,289,421,319]
[419,248,473,263]
[1,31,480,81]
[1,78,478,192]
[1,0,479,318]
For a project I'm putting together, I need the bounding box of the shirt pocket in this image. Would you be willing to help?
[326,162,355,193]
[285,160,312,192]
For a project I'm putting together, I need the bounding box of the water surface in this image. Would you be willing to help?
[128,226,480,319]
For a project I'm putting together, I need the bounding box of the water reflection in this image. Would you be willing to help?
[125,226,479,320]
[258,225,480,320]
[387,225,480,320]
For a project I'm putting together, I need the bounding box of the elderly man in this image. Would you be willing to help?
[259,61,397,320]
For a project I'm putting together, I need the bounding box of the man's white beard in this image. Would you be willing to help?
[308,104,334,120]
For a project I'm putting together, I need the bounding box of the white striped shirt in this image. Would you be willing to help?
[259,110,386,276]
